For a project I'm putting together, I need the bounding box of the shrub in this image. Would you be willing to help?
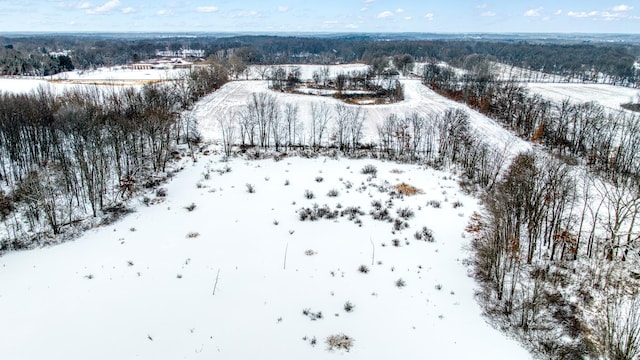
[414,226,434,242]
[186,232,200,238]
[315,176,324,183]
[393,218,409,231]
[340,206,364,221]
[185,203,196,212]
[397,207,415,220]
[216,165,232,175]
[392,238,401,247]
[298,205,339,221]
[395,278,406,288]
[305,249,316,256]
[344,301,355,312]
[370,207,391,221]
[326,334,354,352]
[327,189,339,197]
[427,200,441,208]
[361,164,378,176]
[302,308,323,321]
[304,189,315,199]
[246,183,255,193]
[156,187,167,197]
[358,264,370,273]
[452,201,463,208]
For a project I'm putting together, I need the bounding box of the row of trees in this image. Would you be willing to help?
[424,63,640,184]
[0,65,228,249]
[217,94,366,156]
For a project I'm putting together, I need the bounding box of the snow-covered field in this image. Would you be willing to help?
[526,83,639,110]
[0,64,541,359]
[492,62,565,83]
[0,154,531,359]
[193,79,530,156]
[50,67,188,81]
[0,67,187,95]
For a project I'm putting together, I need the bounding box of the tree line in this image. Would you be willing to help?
[2,34,638,85]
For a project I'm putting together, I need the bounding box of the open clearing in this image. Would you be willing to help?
[526,83,639,111]
[0,154,530,359]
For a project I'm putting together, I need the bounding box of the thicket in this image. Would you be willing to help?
[0,65,227,250]
[424,63,640,358]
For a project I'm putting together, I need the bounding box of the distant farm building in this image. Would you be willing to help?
[128,58,194,70]
[156,48,205,58]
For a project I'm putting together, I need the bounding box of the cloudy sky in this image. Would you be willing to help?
[1,0,638,33]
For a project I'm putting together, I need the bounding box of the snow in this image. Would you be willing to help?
[491,62,565,83]
[247,64,371,80]
[0,154,531,359]
[0,63,537,358]
[50,67,188,81]
[192,79,530,157]
[0,67,188,94]
[526,83,640,110]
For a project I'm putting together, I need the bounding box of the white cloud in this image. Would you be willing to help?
[404,16,412,20]
[364,0,375,3]
[475,4,487,9]
[555,9,562,15]
[235,10,261,17]
[524,7,543,17]
[156,9,173,16]
[612,4,633,11]
[360,7,368,11]
[600,11,626,21]
[86,0,120,14]
[424,13,434,21]
[121,7,135,14]
[567,11,598,18]
[77,2,91,9]
[480,11,496,17]
[278,6,289,12]
[345,23,359,29]
[376,11,394,19]
[396,8,404,13]
[196,6,219,13]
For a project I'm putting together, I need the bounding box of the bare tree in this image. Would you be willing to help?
[597,296,640,360]
[310,102,332,150]
[218,112,236,158]
[283,102,299,149]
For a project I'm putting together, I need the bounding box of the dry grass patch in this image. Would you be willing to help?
[326,333,354,352]
[390,169,404,174]
[394,182,423,196]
